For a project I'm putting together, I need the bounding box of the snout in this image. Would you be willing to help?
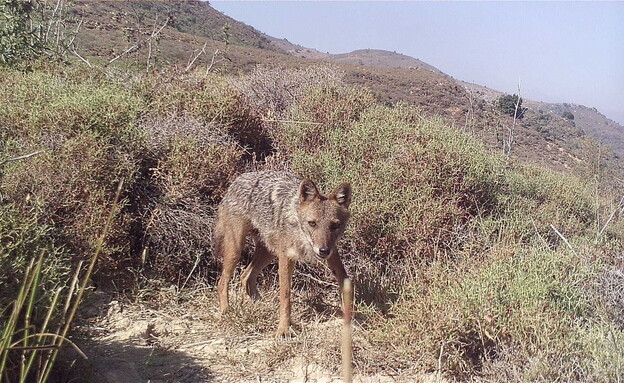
[318,247,331,258]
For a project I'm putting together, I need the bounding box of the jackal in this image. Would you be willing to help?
[215,171,352,336]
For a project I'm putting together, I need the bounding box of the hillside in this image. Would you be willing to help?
[462,81,624,160]
[327,48,443,73]
[268,37,444,73]
[529,101,624,158]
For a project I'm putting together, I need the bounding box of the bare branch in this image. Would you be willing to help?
[185,42,208,72]
[0,151,43,167]
[205,48,220,75]
[146,15,160,72]
[596,194,624,241]
[70,45,92,68]
[261,118,323,126]
[550,224,577,256]
[342,278,353,383]
[67,18,91,67]
[106,16,169,67]
[45,0,63,43]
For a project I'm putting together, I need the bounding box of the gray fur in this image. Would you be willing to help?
[218,171,316,260]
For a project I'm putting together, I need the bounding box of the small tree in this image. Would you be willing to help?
[0,0,83,69]
[0,0,45,67]
[562,111,575,120]
[496,94,525,119]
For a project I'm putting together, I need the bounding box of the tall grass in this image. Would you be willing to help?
[0,182,123,382]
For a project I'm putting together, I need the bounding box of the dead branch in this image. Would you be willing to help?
[550,224,577,256]
[106,16,170,67]
[45,0,64,43]
[205,48,223,75]
[261,118,323,126]
[185,42,208,72]
[0,151,43,167]
[342,278,353,383]
[146,15,161,72]
[596,194,624,241]
[68,18,91,67]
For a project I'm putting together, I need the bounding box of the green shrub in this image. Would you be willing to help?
[1,131,137,274]
[495,94,525,119]
[0,68,143,275]
[0,0,46,68]
[562,111,575,120]
[0,68,144,144]
[495,164,595,243]
[0,204,69,310]
[367,247,622,380]
[273,101,504,259]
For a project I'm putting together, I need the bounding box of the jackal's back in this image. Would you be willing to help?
[218,171,302,236]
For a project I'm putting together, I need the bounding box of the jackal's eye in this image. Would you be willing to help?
[308,221,317,228]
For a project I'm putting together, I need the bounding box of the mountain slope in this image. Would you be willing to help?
[267,36,444,73]
[461,82,624,159]
[327,48,443,73]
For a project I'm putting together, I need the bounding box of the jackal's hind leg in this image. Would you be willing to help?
[215,211,248,315]
[241,238,274,300]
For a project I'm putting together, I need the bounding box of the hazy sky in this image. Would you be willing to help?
[210,1,624,125]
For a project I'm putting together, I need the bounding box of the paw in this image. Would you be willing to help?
[218,304,229,316]
[243,284,261,301]
[276,325,292,338]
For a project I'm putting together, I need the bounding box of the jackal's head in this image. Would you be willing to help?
[297,179,352,260]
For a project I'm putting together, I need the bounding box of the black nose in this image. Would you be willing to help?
[319,247,331,257]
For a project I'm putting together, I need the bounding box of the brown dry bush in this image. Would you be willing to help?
[594,265,624,329]
[137,114,244,281]
[228,65,345,118]
[144,70,270,157]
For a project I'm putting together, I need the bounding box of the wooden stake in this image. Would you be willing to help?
[342,278,353,383]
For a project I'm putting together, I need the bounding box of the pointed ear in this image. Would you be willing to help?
[299,179,319,204]
[331,182,352,208]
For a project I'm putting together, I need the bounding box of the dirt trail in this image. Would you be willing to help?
[70,290,444,383]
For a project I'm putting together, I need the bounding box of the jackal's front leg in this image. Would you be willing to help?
[277,253,295,337]
[327,250,348,291]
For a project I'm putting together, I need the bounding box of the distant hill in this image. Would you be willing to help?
[266,37,443,73]
[529,101,624,158]
[264,35,331,60]
[326,49,443,74]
